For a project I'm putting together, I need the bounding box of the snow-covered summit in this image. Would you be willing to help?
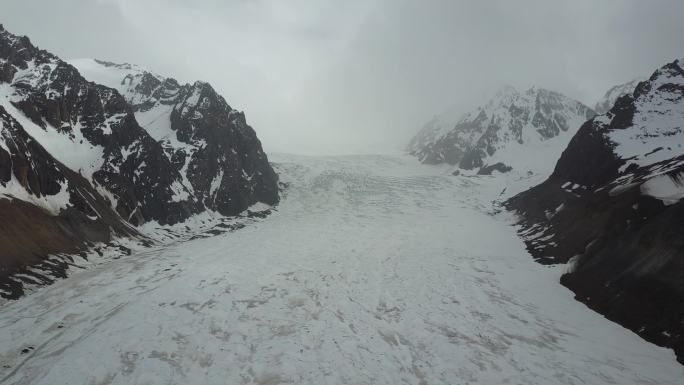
[554,58,684,189]
[70,58,279,217]
[593,78,643,115]
[603,60,684,170]
[408,86,595,176]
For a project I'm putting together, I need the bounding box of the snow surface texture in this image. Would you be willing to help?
[408,86,594,175]
[1,154,682,385]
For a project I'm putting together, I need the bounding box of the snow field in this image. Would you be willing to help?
[0,154,682,385]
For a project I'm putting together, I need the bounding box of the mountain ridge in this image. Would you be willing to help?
[70,58,279,217]
[0,25,279,298]
[507,58,684,363]
[408,86,595,177]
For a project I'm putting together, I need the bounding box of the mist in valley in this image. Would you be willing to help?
[2,1,684,384]
[5,0,684,155]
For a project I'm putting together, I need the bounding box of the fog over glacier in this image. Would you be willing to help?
[3,1,684,382]
[4,0,684,154]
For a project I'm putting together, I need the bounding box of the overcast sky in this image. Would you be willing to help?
[4,0,684,154]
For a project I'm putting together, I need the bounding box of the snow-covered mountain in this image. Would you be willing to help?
[70,59,279,217]
[0,25,279,298]
[593,78,643,115]
[508,58,684,363]
[408,86,595,176]
[0,29,199,226]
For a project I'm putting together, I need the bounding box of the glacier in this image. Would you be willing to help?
[0,154,682,385]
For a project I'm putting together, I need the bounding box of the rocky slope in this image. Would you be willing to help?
[0,103,137,298]
[70,59,279,216]
[507,58,684,363]
[0,25,279,298]
[0,26,201,225]
[408,86,595,176]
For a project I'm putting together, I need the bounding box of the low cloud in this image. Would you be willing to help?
[4,0,684,154]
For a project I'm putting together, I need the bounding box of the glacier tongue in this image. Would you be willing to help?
[0,154,682,385]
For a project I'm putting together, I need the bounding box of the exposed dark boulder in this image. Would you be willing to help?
[477,162,512,175]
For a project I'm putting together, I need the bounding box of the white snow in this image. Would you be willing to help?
[69,58,200,202]
[607,59,684,169]
[410,86,592,177]
[593,78,643,114]
[0,173,70,215]
[169,179,191,202]
[0,84,105,179]
[134,104,178,143]
[209,169,224,198]
[68,59,153,92]
[641,172,684,205]
[0,154,681,385]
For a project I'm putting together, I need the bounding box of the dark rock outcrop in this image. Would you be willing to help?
[0,105,136,298]
[72,59,279,217]
[0,26,279,298]
[477,162,512,175]
[507,59,684,364]
[0,27,200,225]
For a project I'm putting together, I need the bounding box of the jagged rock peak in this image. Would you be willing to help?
[555,58,684,188]
[507,58,684,363]
[408,85,595,176]
[70,58,280,217]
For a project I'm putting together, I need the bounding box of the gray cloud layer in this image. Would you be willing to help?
[4,0,684,154]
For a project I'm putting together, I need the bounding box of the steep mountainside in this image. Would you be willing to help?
[408,86,595,176]
[507,59,684,363]
[0,103,137,298]
[70,59,279,216]
[0,25,279,298]
[0,26,198,225]
[593,79,643,115]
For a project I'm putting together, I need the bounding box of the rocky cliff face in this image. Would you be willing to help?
[0,102,137,298]
[408,86,595,176]
[0,26,201,226]
[507,59,684,363]
[71,59,279,216]
[0,25,279,298]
